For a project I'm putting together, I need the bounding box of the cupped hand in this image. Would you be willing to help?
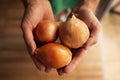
[57,7,101,76]
[21,0,54,72]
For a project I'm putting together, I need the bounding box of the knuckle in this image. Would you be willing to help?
[21,22,28,30]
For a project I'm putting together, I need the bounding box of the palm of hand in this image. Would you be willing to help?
[57,7,101,75]
[21,1,54,72]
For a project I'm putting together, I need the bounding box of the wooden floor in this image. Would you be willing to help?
[100,0,120,80]
[0,0,108,80]
[100,7,120,80]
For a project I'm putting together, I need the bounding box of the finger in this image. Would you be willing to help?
[21,22,36,55]
[63,48,86,73]
[84,37,96,50]
[21,5,44,54]
[57,68,65,76]
[84,17,101,49]
[45,67,52,73]
[32,56,46,71]
[32,52,51,72]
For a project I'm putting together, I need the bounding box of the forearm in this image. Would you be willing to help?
[79,0,100,12]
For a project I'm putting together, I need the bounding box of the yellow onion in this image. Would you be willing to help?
[34,20,59,43]
[59,15,90,48]
[34,43,72,68]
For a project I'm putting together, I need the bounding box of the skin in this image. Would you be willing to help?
[21,0,100,76]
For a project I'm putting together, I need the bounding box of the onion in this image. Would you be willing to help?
[34,43,72,68]
[34,20,59,43]
[59,15,90,48]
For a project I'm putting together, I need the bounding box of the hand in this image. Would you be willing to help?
[57,7,101,76]
[21,0,54,72]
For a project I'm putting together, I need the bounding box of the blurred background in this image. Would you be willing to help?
[0,0,120,80]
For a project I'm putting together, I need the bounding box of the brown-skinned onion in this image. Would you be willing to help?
[34,20,59,43]
[34,43,72,68]
[59,15,90,48]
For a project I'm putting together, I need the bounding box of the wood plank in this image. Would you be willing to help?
[0,0,23,9]
[0,51,30,63]
[0,26,22,37]
[0,36,26,51]
[101,12,120,80]
[0,10,23,20]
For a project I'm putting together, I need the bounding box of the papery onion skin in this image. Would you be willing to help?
[34,43,72,68]
[59,15,90,48]
[34,20,59,43]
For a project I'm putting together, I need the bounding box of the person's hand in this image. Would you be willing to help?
[57,7,101,76]
[21,0,54,72]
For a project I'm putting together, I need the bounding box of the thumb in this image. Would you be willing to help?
[21,22,37,55]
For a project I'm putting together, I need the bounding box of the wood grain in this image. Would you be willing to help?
[0,0,103,80]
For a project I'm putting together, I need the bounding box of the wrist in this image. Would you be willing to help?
[79,0,100,12]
